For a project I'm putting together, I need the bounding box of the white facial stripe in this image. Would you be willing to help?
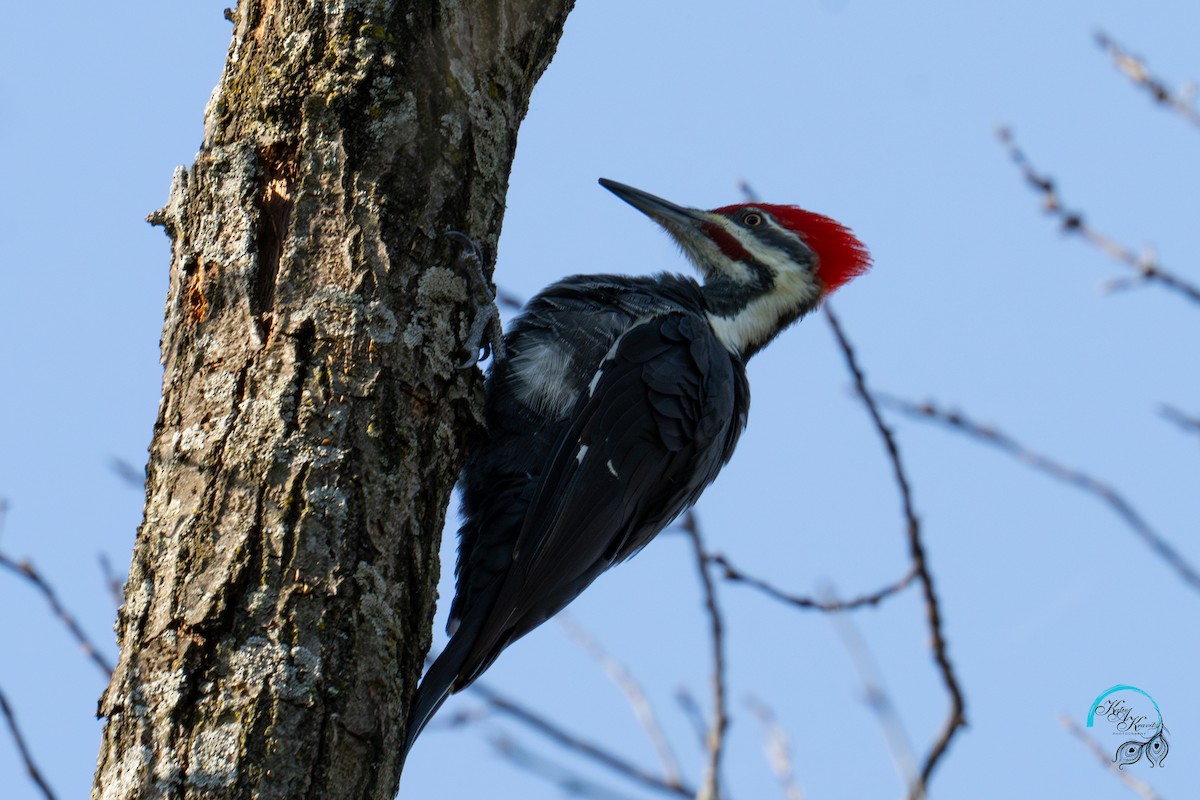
[676,216,805,293]
[706,262,823,355]
[723,216,814,284]
[676,233,752,283]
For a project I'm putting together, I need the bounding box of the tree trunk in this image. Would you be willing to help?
[93,2,574,797]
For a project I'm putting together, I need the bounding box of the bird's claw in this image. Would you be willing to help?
[447,230,507,369]
[458,303,504,369]
[446,230,483,266]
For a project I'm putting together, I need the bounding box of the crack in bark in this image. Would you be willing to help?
[251,143,298,340]
[173,481,269,795]
[302,709,334,800]
[235,663,280,796]
[278,462,311,579]
[204,362,252,486]
[284,321,317,438]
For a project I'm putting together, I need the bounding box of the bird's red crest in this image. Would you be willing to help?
[719,203,872,293]
[766,204,871,292]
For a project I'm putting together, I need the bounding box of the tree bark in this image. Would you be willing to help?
[93,2,574,798]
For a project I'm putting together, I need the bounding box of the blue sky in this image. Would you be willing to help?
[1,2,1197,798]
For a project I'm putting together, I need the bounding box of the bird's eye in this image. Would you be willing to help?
[742,212,762,227]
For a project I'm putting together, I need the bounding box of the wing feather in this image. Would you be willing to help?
[456,312,749,683]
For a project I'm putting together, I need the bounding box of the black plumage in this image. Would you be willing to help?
[400,179,870,771]
[404,274,748,756]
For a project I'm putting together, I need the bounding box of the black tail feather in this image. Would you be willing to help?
[399,618,482,780]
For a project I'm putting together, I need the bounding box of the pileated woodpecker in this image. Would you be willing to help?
[403,179,871,762]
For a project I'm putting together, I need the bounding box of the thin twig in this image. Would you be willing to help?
[0,500,115,676]
[489,734,650,800]
[823,306,966,800]
[710,553,917,611]
[469,681,694,799]
[98,553,126,608]
[1096,30,1200,131]
[495,288,525,312]
[107,456,146,490]
[1160,404,1200,439]
[559,616,684,788]
[737,180,760,203]
[0,685,59,800]
[997,126,1200,305]
[0,553,114,677]
[681,511,729,800]
[433,704,490,730]
[673,687,709,754]
[745,697,805,800]
[1059,714,1163,800]
[823,590,919,789]
[879,394,1200,595]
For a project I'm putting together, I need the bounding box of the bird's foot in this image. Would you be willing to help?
[447,230,507,369]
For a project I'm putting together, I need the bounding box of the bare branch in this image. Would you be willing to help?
[673,687,709,754]
[823,306,966,800]
[1059,714,1163,800]
[1096,30,1200,131]
[824,592,919,790]
[0,684,59,800]
[709,552,917,612]
[107,456,145,490]
[431,704,491,731]
[489,733,651,800]
[469,682,694,799]
[996,126,1200,305]
[559,616,684,788]
[745,697,805,800]
[680,511,729,800]
[1161,404,1200,439]
[0,499,115,676]
[98,553,126,609]
[496,287,526,312]
[0,553,114,677]
[879,394,1200,595]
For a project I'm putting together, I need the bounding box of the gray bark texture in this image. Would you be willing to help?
[92,2,575,798]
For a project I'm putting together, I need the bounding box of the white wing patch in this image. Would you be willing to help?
[587,364,604,397]
[575,444,589,464]
[606,459,618,478]
[511,340,577,417]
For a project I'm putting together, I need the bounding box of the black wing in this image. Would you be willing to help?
[457,311,749,684]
